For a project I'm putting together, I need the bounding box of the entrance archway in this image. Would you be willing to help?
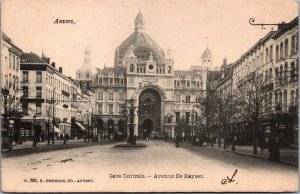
[138,88,161,138]
[142,119,153,139]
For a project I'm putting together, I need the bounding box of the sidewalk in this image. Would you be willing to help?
[11,138,85,150]
[2,139,113,156]
[206,143,298,166]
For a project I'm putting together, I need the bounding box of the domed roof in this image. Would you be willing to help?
[119,31,163,55]
[116,11,164,65]
[202,47,213,59]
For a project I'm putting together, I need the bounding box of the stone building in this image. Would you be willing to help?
[78,11,211,139]
[230,16,298,147]
[1,32,23,135]
[20,52,80,141]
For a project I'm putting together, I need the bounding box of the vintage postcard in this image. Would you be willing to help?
[1,0,299,192]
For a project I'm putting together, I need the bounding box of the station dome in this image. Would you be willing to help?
[201,47,213,59]
[115,11,164,66]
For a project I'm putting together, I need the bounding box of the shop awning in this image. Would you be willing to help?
[75,122,86,131]
[54,126,61,133]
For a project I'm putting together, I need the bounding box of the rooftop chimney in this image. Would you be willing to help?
[46,58,50,64]
[59,67,62,74]
[223,57,227,66]
[51,62,55,68]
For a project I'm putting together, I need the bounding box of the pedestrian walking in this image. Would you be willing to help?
[268,134,281,162]
[65,134,69,141]
[164,134,169,142]
[274,137,281,161]
[175,135,180,148]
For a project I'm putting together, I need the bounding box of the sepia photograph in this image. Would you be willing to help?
[0,0,299,192]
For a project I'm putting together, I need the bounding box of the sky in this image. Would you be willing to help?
[2,0,298,78]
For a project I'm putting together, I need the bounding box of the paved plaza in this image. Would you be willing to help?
[1,140,298,192]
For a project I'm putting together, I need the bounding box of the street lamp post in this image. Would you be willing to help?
[33,114,36,147]
[218,121,221,148]
[47,117,50,145]
[51,97,55,145]
[128,98,136,144]
[231,116,236,151]
[63,126,66,145]
[191,109,195,138]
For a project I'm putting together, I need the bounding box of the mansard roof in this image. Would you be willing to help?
[21,52,47,64]
[96,66,126,74]
[2,32,23,56]
[174,70,200,77]
[272,16,298,40]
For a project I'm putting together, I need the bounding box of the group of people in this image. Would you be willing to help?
[59,134,70,142]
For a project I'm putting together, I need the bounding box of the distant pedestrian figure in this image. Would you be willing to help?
[133,135,137,145]
[268,134,281,162]
[273,137,281,161]
[175,135,180,148]
[65,134,69,141]
[164,134,169,142]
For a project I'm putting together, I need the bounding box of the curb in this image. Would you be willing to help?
[207,145,298,167]
[1,141,115,158]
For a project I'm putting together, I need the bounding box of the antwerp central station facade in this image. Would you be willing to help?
[76,12,215,139]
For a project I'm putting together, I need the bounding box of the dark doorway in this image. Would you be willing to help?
[118,120,126,136]
[97,118,104,140]
[108,119,114,140]
[143,119,153,139]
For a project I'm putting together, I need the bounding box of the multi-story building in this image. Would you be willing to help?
[231,17,298,147]
[20,52,78,141]
[1,32,23,134]
[77,11,211,139]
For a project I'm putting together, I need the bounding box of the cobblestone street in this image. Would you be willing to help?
[1,140,298,192]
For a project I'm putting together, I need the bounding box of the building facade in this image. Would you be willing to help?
[1,32,23,136]
[77,11,211,139]
[20,53,80,141]
[229,17,298,147]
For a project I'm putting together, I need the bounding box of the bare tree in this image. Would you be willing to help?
[216,93,238,149]
[235,72,272,154]
[201,94,219,146]
[1,78,21,130]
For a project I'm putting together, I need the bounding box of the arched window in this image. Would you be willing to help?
[284,62,288,83]
[269,93,272,111]
[276,45,279,61]
[280,42,283,59]
[284,38,289,57]
[279,91,283,108]
[275,92,278,105]
[291,35,296,54]
[283,90,287,111]
[269,68,273,80]
[279,65,283,85]
[168,66,171,73]
[265,48,269,62]
[130,64,134,72]
[291,90,295,106]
